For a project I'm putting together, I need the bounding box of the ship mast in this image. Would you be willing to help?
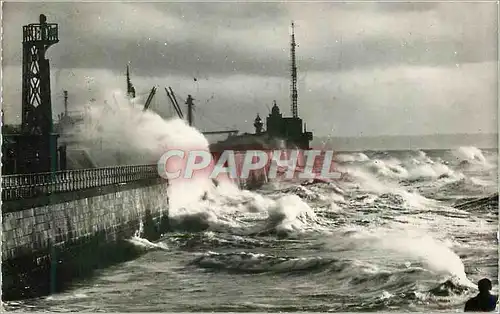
[290,21,298,118]
[63,90,68,116]
[126,64,136,98]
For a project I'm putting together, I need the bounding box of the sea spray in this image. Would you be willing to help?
[325,227,475,287]
[352,156,457,182]
[72,89,220,197]
[72,90,210,168]
[65,89,252,230]
[337,165,435,209]
[334,152,370,163]
[453,146,488,165]
[127,236,169,251]
[266,194,318,235]
[452,146,495,173]
[377,233,468,281]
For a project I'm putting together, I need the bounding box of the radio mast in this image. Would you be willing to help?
[290,21,298,118]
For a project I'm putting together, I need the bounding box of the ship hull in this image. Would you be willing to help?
[209,134,311,189]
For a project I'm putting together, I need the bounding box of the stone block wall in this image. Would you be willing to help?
[1,179,170,300]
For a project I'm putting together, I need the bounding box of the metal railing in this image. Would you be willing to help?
[23,23,59,43]
[1,164,161,202]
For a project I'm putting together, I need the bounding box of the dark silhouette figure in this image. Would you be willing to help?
[464,278,498,312]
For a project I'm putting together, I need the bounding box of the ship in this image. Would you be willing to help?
[208,21,313,153]
[205,22,314,188]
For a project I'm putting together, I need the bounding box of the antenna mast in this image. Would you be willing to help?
[290,21,298,118]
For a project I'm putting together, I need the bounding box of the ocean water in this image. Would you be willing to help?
[3,147,498,312]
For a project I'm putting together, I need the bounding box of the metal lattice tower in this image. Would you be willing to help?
[21,14,59,135]
[290,21,298,118]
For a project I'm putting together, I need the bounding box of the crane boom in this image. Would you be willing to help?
[168,87,181,114]
[165,87,184,119]
[143,86,157,111]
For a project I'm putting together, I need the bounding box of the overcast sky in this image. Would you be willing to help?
[3,1,498,137]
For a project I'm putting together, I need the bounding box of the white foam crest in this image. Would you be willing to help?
[265,194,327,235]
[377,231,469,282]
[170,182,329,234]
[361,155,459,183]
[366,159,408,179]
[337,165,436,208]
[167,178,214,211]
[167,180,247,230]
[452,146,490,166]
[166,175,293,233]
[245,192,277,213]
[406,162,457,181]
[338,166,392,193]
[127,236,169,250]
[334,152,370,163]
[327,227,474,286]
[414,150,435,164]
[45,293,89,301]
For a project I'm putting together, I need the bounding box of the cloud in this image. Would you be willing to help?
[2,2,497,138]
[302,61,497,136]
[372,2,439,12]
[4,2,496,73]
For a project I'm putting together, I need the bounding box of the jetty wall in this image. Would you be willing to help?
[1,165,170,300]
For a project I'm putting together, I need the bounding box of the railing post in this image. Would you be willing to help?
[99,168,103,186]
[75,170,79,190]
[83,170,86,189]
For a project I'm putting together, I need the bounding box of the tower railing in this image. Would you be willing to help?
[1,164,162,202]
[23,23,59,43]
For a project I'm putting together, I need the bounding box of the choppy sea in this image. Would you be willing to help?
[4,147,498,312]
